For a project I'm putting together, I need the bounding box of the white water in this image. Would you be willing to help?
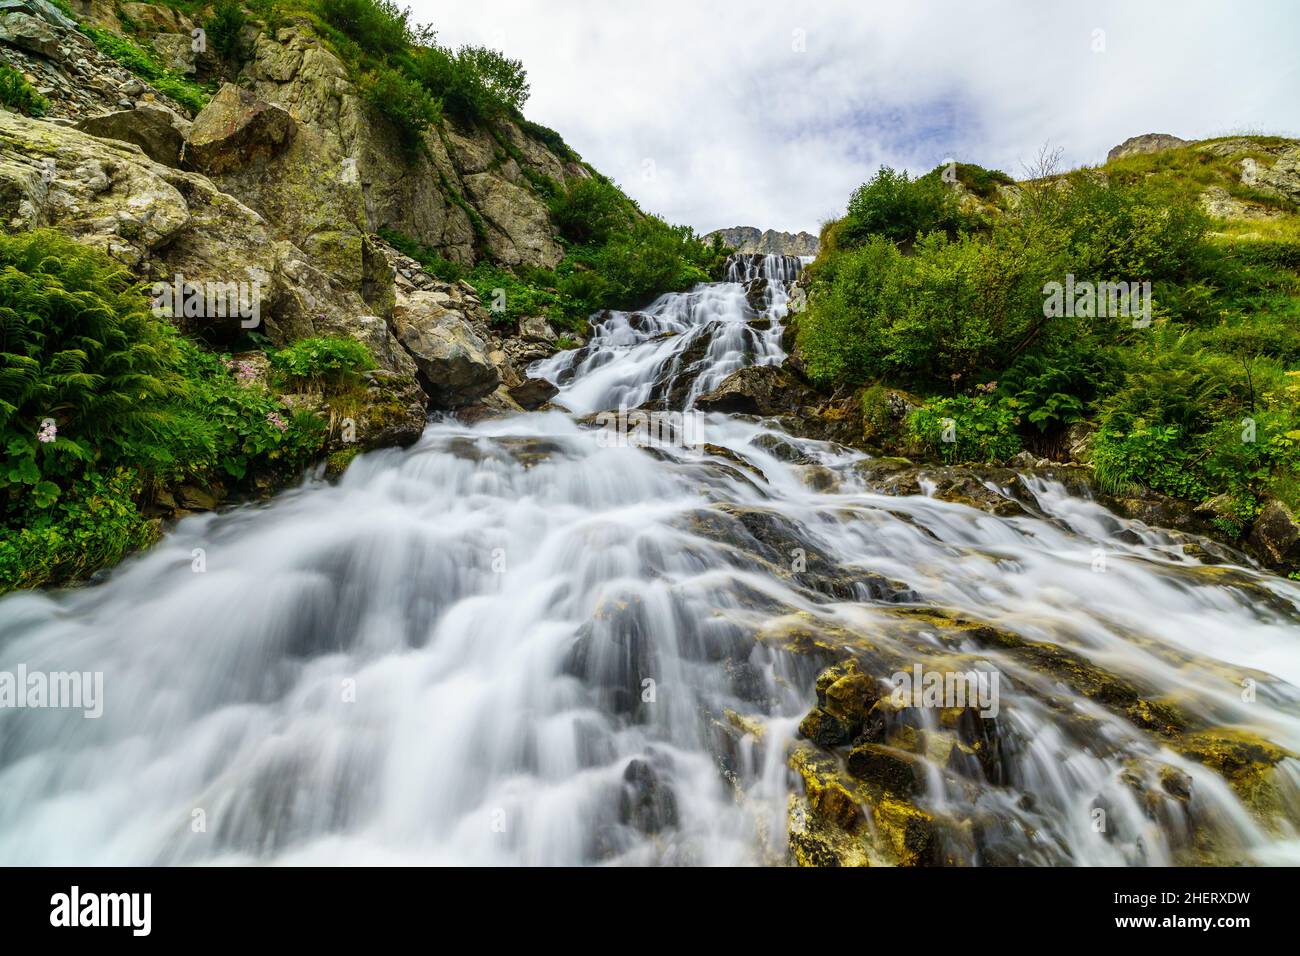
[2,254,1299,866]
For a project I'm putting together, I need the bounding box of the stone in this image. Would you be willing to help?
[183,83,297,175]
[695,364,815,415]
[75,106,184,166]
[519,315,557,344]
[1247,499,1300,567]
[508,377,558,410]
[0,11,61,57]
[390,291,500,408]
[706,225,819,257]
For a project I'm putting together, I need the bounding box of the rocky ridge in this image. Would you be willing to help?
[707,225,818,257]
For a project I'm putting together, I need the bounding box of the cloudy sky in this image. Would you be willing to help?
[415,0,1300,236]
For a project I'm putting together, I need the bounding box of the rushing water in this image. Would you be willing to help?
[2,254,1299,866]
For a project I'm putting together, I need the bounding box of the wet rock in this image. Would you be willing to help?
[176,484,220,511]
[508,377,557,410]
[846,743,924,796]
[183,84,297,175]
[619,758,679,835]
[695,364,815,415]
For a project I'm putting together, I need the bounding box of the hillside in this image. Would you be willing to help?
[785,134,1300,573]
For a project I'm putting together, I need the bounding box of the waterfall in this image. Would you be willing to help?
[2,255,1299,866]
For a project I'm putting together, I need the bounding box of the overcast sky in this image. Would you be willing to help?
[415,0,1300,236]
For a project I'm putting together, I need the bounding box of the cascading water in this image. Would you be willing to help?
[2,253,1299,866]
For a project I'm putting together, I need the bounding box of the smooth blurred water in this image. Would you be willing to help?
[1,255,1298,865]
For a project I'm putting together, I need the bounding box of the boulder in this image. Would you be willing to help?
[0,10,60,57]
[75,106,185,166]
[1106,133,1188,163]
[390,291,500,407]
[695,364,815,415]
[183,84,297,175]
[519,315,557,344]
[508,377,558,410]
[1248,499,1300,567]
[1,0,79,30]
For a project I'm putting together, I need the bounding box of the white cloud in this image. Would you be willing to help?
[412,0,1300,234]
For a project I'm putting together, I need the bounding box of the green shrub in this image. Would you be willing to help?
[268,336,375,391]
[839,165,967,247]
[205,0,249,62]
[0,467,155,592]
[907,395,1022,464]
[797,229,1059,387]
[549,177,629,245]
[408,43,528,125]
[0,230,186,496]
[359,66,440,152]
[1092,421,1210,499]
[316,0,424,57]
[0,63,48,117]
[0,230,330,591]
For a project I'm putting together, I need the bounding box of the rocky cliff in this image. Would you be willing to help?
[0,0,587,432]
[707,225,818,257]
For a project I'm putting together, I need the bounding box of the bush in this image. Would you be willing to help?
[907,395,1022,463]
[359,66,440,152]
[408,43,528,125]
[0,230,329,590]
[0,63,48,117]
[205,0,249,62]
[0,230,185,498]
[268,336,375,391]
[839,165,967,247]
[797,229,1058,387]
[316,0,423,57]
[549,177,629,245]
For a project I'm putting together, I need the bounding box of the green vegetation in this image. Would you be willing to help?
[268,336,375,391]
[0,63,48,117]
[0,230,329,592]
[81,24,211,113]
[799,144,1300,539]
[205,0,250,63]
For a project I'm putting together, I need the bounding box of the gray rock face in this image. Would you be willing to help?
[706,226,818,257]
[75,105,185,166]
[1106,133,1188,163]
[390,290,500,408]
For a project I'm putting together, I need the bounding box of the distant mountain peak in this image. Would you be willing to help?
[707,226,819,257]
